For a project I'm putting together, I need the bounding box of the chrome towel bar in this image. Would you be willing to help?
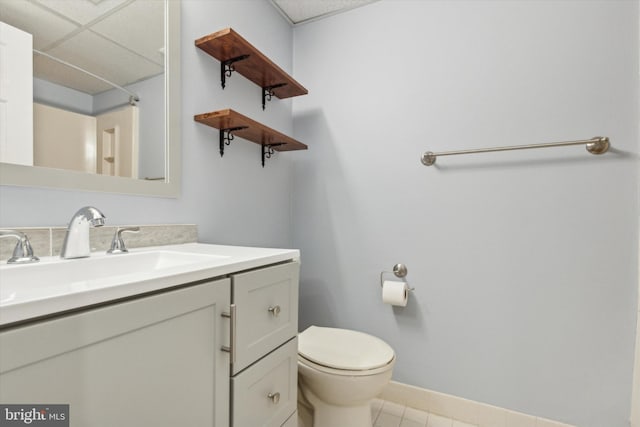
[421,136,610,166]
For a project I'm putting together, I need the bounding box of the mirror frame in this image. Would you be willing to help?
[0,0,181,198]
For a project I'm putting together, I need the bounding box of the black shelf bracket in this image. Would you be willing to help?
[261,143,286,167]
[221,54,250,89]
[219,126,248,157]
[262,83,287,110]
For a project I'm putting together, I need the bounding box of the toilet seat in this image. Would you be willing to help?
[299,353,395,377]
[298,326,395,372]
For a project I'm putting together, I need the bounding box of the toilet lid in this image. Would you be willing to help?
[298,326,395,371]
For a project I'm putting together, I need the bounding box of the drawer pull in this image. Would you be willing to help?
[268,305,281,317]
[220,304,237,364]
[267,392,280,404]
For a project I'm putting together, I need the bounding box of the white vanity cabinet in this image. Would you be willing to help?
[0,258,300,427]
[0,278,232,427]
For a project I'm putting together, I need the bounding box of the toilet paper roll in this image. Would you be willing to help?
[382,280,409,307]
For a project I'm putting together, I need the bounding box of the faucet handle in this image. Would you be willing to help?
[107,227,140,254]
[0,230,40,264]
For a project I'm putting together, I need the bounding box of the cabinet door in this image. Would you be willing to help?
[0,280,230,427]
[232,261,299,373]
[232,337,298,427]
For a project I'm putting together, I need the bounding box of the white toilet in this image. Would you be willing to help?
[297,326,395,427]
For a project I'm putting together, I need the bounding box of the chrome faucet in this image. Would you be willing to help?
[60,206,106,259]
[0,230,40,264]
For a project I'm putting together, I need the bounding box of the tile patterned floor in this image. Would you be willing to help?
[372,398,478,427]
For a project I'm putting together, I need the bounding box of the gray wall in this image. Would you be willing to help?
[291,1,639,427]
[33,77,93,115]
[0,0,295,250]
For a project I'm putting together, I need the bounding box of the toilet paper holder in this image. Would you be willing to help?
[380,264,415,291]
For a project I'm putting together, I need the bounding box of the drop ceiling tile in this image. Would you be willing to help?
[47,29,162,90]
[32,0,128,25]
[91,0,163,65]
[0,0,78,49]
[34,54,112,95]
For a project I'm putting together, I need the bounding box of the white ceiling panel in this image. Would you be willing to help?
[32,0,129,25]
[91,0,163,65]
[0,0,78,49]
[34,54,113,94]
[47,29,163,92]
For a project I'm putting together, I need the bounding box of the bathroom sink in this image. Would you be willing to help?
[1,250,228,292]
[0,243,299,326]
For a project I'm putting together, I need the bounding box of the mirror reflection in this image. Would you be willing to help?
[0,0,166,181]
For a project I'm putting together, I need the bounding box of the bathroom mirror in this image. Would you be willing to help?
[0,0,181,197]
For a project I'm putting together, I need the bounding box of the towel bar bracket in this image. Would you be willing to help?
[585,136,610,155]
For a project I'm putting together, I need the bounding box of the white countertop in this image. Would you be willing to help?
[0,243,299,327]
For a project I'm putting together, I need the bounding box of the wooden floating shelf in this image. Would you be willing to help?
[195,109,307,151]
[194,109,307,166]
[195,28,308,101]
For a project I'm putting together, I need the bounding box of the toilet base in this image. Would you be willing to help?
[299,383,373,427]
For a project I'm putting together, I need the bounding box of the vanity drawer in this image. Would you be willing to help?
[232,337,298,427]
[232,261,299,373]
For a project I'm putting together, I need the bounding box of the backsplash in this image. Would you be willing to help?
[0,224,198,261]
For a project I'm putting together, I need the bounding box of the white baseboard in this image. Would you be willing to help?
[378,381,575,427]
